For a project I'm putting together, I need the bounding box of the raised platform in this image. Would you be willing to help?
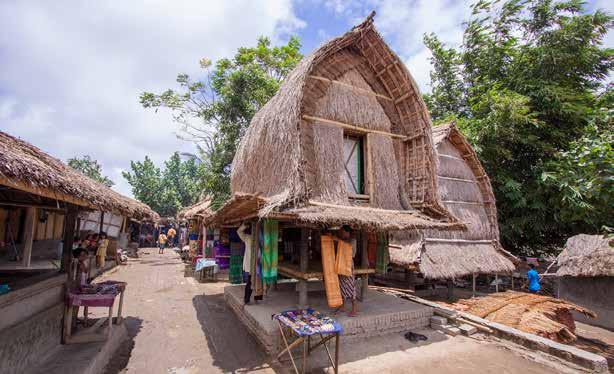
[224,281,433,355]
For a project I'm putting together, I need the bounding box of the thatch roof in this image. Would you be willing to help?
[177,198,213,220]
[556,234,613,277]
[390,123,515,278]
[0,131,158,221]
[210,13,459,230]
[205,193,463,231]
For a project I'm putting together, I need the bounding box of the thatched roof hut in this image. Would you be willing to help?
[177,198,212,221]
[207,14,460,232]
[389,123,516,279]
[0,131,158,221]
[556,234,613,277]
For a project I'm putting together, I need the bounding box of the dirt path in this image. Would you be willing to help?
[97,249,273,374]
[96,250,583,374]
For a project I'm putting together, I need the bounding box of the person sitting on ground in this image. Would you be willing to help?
[158,232,168,254]
[526,264,541,293]
[96,232,109,269]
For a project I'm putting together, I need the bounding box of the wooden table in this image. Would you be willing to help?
[63,281,126,344]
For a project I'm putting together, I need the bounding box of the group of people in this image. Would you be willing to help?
[71,232,109,288]
[157,226,177,254]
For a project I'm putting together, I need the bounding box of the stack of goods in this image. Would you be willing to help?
[451,291,596,343]
[214,241,230,269]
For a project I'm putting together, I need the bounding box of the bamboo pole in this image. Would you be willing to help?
[302,115,407,139]
[21,207,36,268]
[472,273,476,297]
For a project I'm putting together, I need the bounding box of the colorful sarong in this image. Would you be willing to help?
[261,219,278,285]
[375,232,389,274]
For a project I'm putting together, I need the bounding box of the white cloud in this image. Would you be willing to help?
[0,0,304,197]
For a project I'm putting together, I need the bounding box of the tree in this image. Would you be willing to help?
[67,155,114,187]
[122,153,203,217]
[425,0,613,254]
[140,37,303,208]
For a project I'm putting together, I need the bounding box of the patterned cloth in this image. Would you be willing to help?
[339,274,356,300]
[261,219,279,285]
[273,308,343,337]
[68,281,126,307]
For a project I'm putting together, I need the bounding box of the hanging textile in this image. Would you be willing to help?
[334,239,353,276]
[321,234,343,308]
[367,231,377,266]
[261,219,279,285]
[375,232,389,274]
[229,255,244,284]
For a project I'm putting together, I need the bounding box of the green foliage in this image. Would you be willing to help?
[140,37,302,208]
[122,153,201,217]
[67,155,114,187]
[425,0,613,254]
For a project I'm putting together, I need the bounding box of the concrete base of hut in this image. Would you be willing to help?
[224,281,433,355]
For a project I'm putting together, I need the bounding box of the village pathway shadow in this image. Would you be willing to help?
[103,317,143,374]
[193,292,278,373]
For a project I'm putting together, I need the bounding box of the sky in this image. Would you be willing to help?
[1,0,612,198]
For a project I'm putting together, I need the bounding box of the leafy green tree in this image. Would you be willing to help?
[425,0,613,254]
[67,155,114,187]
[122,153,203,217]
[140,37,302,208]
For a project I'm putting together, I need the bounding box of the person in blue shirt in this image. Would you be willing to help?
[527,264,541,293]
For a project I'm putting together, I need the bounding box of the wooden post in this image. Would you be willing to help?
[360,231,369,300]
[472,273,476,297]
[495,273,499,293]
[99,211,105,233]
[446,279,454,301]
[511,274,515,290]
[61,205,78,273]
[21,207,36,268]
[298,228,309,308]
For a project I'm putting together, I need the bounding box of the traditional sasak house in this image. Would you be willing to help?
[389,123,515,291]
[177,198,213,258]
[0,130,157,373]
[206,14,462,308]
[552,234,613,330]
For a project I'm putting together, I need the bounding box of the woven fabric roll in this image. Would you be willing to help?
[321,234,342,308]
[334,239,353,276]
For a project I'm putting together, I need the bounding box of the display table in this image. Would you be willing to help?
[63,281,126,344]
[195,258,218,281]
[273,308,342,374]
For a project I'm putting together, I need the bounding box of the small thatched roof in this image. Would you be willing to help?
[0,131,158,221]
[177,199,213,220]
[209,13,459,230]
[390,123,515,278]
[556,234,613,277]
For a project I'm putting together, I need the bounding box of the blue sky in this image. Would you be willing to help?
[1,0,612,197]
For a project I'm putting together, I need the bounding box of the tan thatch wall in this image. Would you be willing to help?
[0,131,158,221]
[310,123,348,205]
[556,234,613,277]
[369,133,403,210]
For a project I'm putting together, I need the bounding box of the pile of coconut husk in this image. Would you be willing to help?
[451,291,596,344]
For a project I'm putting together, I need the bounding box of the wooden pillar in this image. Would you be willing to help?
[60,205,78,274]
[495,273,499,293]
[99,211,105,233]
[472,273,476,297]
[511,274,514,290]
[360,231,369,300]
[298,228,309,308]
[21,207,36,268]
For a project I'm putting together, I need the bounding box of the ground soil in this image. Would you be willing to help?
[95,250,589,373]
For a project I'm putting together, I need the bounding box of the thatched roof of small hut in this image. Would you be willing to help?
[390,123,515,279]
[0,131,158,221]
[177,199,212,220]
[208,13,460,231]
[556,234,613,277]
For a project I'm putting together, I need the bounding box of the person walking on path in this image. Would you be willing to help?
[158,232,168,254]
[167,227,177,248]
[527,264,541,293]
[96,232,109,268]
